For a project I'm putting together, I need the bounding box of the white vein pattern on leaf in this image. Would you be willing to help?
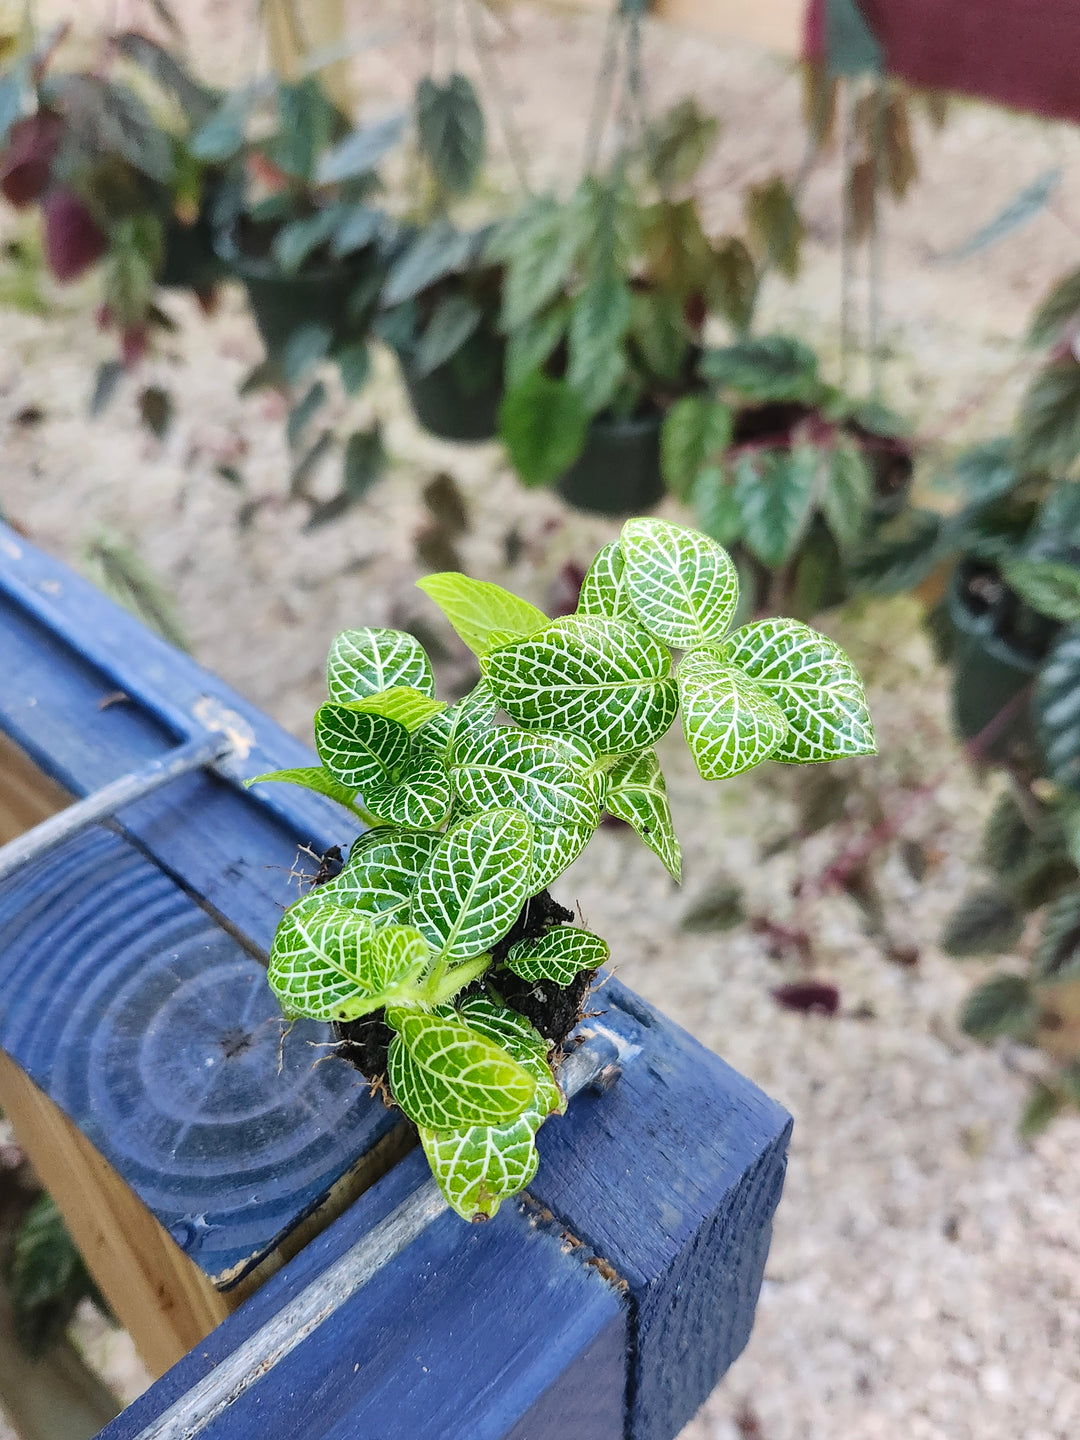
[317,830,441,919]
[327,627,434,703]
[268,903,376,1019]
[719,619,876,762]
[409,810,533,963]
[315,706,410,789]
[529,820,594,892]
[451,729,600,830]
[577,541,634,619]
[506,927,608,985]
[678,652,789,779]
[483,616,679,755]
[621,518,739,648]
[366,753,454,827]
[388,1015,535,1128]
[606,749,681,880]
[416,680,498,759]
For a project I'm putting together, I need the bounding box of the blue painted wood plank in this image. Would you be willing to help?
[0,825,396,1286]
[531,980,791,1440]
[99,1149,628,1440]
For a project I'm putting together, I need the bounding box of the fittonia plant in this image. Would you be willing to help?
[254,519,875,1220]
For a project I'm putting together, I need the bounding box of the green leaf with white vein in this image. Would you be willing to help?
[457,996,553,1069]
[576,541,635,620]
[530,821,595,892]
[416,572,550,657]
[346,687,447,732]
[317,828,442,920]
[410,809,533,963]
[719,618,875,762]
[244,766,362,814]
[364,750,454,828]
[482,615,679,756]
[450,729,601,830]
[420,1112,542,1221]
[621,517,739,647]
[734,447,819,569]
[414,680,498,760]
[506,927,609,986]
[387,1009,536,1129]
[269,901,378,1020]
[678,649,789,779]
[315,704,410,790]
[606,749,681,880]
[327,627,435,704]
[821,443,872,554]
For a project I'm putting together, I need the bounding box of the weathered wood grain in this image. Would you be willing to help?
[99,1149,628,1440]
[0,730,70,843]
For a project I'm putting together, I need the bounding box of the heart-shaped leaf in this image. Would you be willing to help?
[620,517,740,648]
[317,828,442,919]
[410,809,533,963]
[346,687,447,732]
[576,541,635,620]
[387,1009,535,1129]
[718,618,876,762]
[451,728,601,831]
[678,648,789,779]
[269,900,376,1020]
[506,926,609,986]
[315,703,410,790]
[605,749,681,880]
[416,572,550,657]
[482,615,679,756]
[365,750,454,828]
[327,627,435,704]
[416,73,485,196]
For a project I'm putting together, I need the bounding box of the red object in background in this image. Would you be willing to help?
[42,188,106,282]
[0,112,64,208]
[804,0,1080,126]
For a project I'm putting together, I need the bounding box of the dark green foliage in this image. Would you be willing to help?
[498,373,589,486]
[6,1195,105,1356]
[745,176,802,280]
[1035,624,1080,790]
[1027,266,1080,348]
[680,880,745,933]
[1019,1080,1063,1137]
[1034,889,1080,981]
[645,97,719,191]
[941,887,1024,958]
[1017,362,1080,474]
[959,973,1038,1042]
[416,74,485,196]
[846,508,944,595]
[700,335,820,403]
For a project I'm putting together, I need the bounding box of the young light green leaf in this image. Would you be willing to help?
[414,680,498,760]
[315,703,411,790]
[661,396,733,499]
[530,821,595,893]
[620,517,739,648]
[269,900,378,1020]
[482,615,679,756]
[821,443,872,554]
[419,1113,542,1222]
[366,925,431,991]
[506,927,609,986]
[677,648,789,780]
[719,618,876,762]
[734,446,820,569]
[327,627,435,704]
[456,996,552,1067]
[346,687,448,732]
[576,541,635,620]
[244,765,361,813]
[387,1009,536,1129]
[415,573,550,658]
[605,749,681,880]
[410,809,534,963]
[450,729,601,831]
[365,750,454,828]
[317,828,442,919]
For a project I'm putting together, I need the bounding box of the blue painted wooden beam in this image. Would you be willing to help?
[98,1149,628,1440]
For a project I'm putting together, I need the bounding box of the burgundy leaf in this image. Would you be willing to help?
[771,980,840,1016]
[0,111,64,208]
[547,560,586,617]
[43,188,106,281]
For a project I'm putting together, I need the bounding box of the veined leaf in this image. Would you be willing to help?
[268,903,424,1021]
[317,828,442,919]
[576,541,635,620]
[450,728,600,831]
[482,615,679,756]
[456,996,552,1067]
[821,443,872,554]
[719,618,876,762]
[388,1009,535,1129]
[505,304,569,391]
[416,73,485,196]
[1017,361,1080,474]
[315,703,411,790]
[661,396,733,500]
[1036,625,1080,790]
[678,648,788,780]
[346,686,447,732]
[244,765,361,812]
[497,190,592,331]
[605,749,681,880]
[734,446,820,569]
[416,572,549,657]
[415,680,498,760]
[530,821,595,892]
[566,272,631,415]
[691,466,743,548]
[365,750,454,828]
[327,627,435,704]
[410,809,533,963]
[620,517,739,648]
[506,926,608,986]
[1003,559,1080,624]
[700,335,820,402]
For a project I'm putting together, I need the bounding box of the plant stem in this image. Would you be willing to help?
[423,952,492,1007]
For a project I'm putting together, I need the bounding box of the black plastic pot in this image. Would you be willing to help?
[947,556,1060,762]
[400,325,505,443]
[555,411,664,517]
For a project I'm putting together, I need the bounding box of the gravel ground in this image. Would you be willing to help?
[2,5,1080,1439]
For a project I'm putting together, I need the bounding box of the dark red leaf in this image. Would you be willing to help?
[42,188,106,281]
[1,111,64,208]
[547,560,586,617]
[121,325,149,368]
[771,980,840,1016]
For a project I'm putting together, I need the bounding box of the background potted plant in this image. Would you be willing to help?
[247,517,874,1219]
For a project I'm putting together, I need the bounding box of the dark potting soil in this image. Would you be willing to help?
[330,885,594,1098]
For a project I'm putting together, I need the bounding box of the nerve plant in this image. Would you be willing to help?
[253,519,875,1220]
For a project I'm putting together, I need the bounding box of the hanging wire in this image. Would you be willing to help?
[464,0,532,195]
